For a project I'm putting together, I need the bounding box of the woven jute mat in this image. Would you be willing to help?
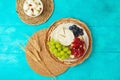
[45,18,92,66]
[25,29,69,76]
[16,0,54,25]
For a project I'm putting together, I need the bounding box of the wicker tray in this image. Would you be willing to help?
[45,18,92,66]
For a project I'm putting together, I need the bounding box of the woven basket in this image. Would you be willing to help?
[26,29,69,76]
[16,0,54,25]
[45,18,92,66]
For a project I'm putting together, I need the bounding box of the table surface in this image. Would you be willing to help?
[0,0,120,80]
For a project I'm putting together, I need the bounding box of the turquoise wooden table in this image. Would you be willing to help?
[0,0,120,80]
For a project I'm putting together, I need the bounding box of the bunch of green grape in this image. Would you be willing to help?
[47,38,71,60]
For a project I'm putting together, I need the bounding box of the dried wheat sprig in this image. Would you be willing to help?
[36,34,55,76]
[18,43,38,62]
[22,33,56,77]
[23,34,42,62]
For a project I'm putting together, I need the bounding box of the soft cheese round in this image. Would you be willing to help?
[51,26,74,46]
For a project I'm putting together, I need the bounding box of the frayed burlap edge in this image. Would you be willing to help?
[16,0,54,25]
[45,18,92,66]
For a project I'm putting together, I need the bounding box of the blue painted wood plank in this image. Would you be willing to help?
[0,0,120,80]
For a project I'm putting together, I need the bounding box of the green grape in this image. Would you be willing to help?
[57,48,62,51]
[60,51,64,55]
[62,46,66,49]
[47,42,51,46]
[54,52,61,57]
[55,41,60,45]
[53,49,58,54]
[64,54,69,59]
[50,41,55,46]
[57,52,62,57]
[50,48,53,53]
[51,46,56,50]
[60,56,66,60]
[63,47,69,52]
[58,53,61,57]
[67,50,71,55]
[55,42,61,47]
[54,53,59,57]
[50,48,55,53]
[50,38,55,42]
[56,44,61,48]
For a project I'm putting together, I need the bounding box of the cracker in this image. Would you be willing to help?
[16,0,54,25]
[45,18,92,66]
[26,29,69,76]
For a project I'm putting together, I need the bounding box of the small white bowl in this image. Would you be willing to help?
[23,0,43,17]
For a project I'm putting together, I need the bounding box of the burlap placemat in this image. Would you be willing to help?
[45,18,92,66]
[16,0,54,25]
[26,29,69,76]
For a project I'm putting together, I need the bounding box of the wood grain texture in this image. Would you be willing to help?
[0,0,120,79]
